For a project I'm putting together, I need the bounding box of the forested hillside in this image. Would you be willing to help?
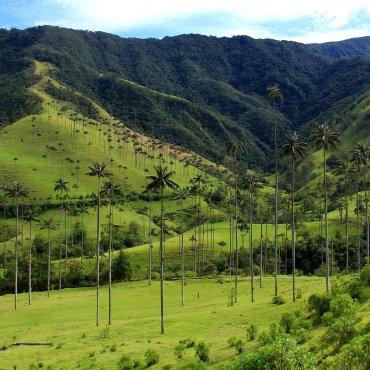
[1,26,369,169]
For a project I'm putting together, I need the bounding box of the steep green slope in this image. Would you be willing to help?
[1,27,370,171]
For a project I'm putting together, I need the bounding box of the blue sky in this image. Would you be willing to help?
[1,0,369,43]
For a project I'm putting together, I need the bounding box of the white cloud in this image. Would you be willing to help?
[9,0,370,41]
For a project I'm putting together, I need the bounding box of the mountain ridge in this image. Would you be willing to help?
[1,26,369,170]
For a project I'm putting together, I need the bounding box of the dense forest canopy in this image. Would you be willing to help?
[0,26,370,170]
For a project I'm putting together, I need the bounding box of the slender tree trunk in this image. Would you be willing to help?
[234,167,238,303]
[3,205,7,278]
[58,203,63,291]
[47,230,51,297]
[324,150,329,292]
[96,178,101,327]
[345,176,349,273]
[149,194,152,285]
[108,202,113,325]
[260,213,263,288]
[81,213,84,265]
[160,187,165,334]
[64,209,68,274]
[250,192,254,302]
[273,100,279,297]
[181,209,185,306]
[355,166,360,271]
[28,221,32,305]
[14,200,19,310]
[364,164,369,264]
[292,157,296,302]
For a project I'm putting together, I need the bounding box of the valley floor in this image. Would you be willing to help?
[0,276,325,369]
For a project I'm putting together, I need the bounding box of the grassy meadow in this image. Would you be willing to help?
[0,275,326,370]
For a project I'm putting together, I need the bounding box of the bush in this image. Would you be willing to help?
[246,324,258,341]
[179,337,195,348]
[234,339,245,354]
[279,312,296,334]
[194,341,210,363]
[187,362,207,370]
[117,354,134,370]
[272,296,285,305]
[227,336,238,347]
[308,293,330,317]
[144,348,160,367]
[228,334,316,370]
[359,264,370,285]
[174,343,186,359]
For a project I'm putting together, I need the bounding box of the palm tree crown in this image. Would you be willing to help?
[281,132,307,160]
[86,162,112,179]
[145,165,179,193]
[5,181,29,200]
[267,84,284,103]
[310,123,341,151]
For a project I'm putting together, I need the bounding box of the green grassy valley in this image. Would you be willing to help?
[0,27,369,370]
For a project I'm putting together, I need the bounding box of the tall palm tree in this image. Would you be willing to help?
[190,174,206,275]
[145,165,179,334]
[5,181,29,310]
[61,201,72,274]
[173,187,191,306]
[241,170,263,302]
[356,143,370,264]
[54,177,69,290]
[86,162,111,326]
[281,132,307,301]
[333,160,354,273]
[40,218,56,297]
[77,204,89,265]
[311,123,341,292]
[351,148,362,271]
[23,207,40,305]
[101,178,122,325]
[267,84,284,297]
[227,138,242,303]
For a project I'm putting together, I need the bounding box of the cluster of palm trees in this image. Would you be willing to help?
[1,85,369,338]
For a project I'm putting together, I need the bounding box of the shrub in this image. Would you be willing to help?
[174,343,186,359]
[234,339,245,354]
[299,319,313,331]
[359,264,370,285]
[272,296,285,305]
[307,293,330,317]
[117,354,134,370]
[179,338,196,348]
[187,362,207,370]
[227,336,238,347]
[144,348,160,367]
[279,312,296,334]
[194,341,210,363]
[228,334,315,370]
[246,324,258,341]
